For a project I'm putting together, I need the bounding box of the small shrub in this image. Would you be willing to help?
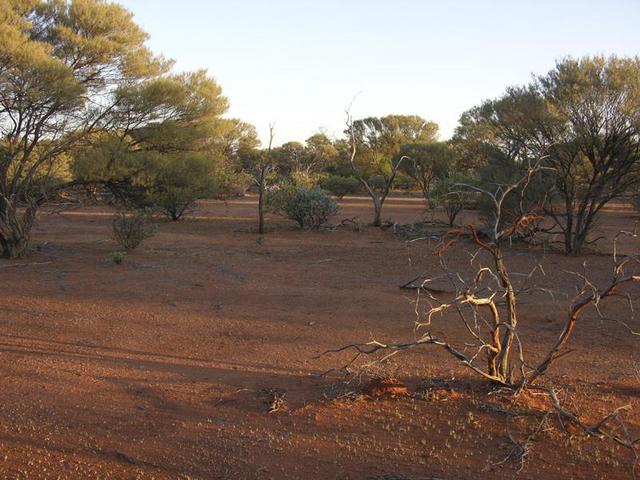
[148,155,217,221]
[431,177,474,226]
[368,175,387,192]
[320,175,361,199]
[290,171,317,189]
[268,186,338,229]
[110,251,126,264]
[265,183,297,213]
[393,172,416,191]
[112,210,156,250]
[212,169,252,198]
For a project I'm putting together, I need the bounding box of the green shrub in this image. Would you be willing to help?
[267,186,338,229]
[265,183,297,213]
[112,210,157,251]
[320,175,361,199]
[368,175,387,192]
[431,177,474,226]
[109,251,126,264]
[290,171,318,189]
[212,169,251,198]
[393,172,416,190]
[148,155,216,221]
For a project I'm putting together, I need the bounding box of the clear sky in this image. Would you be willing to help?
[118,0,639,145]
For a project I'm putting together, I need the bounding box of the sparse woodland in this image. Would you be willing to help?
[1,0,640,478]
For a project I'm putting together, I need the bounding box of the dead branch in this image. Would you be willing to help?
[496,414,550,472]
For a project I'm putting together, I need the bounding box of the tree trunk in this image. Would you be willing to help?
[258,180,265,234]
[0,201,35,259]
[563,200,575,255]
[571,229,588,256]
[0,235,30,259]
[372,197,382,227]
[494,248,517,382]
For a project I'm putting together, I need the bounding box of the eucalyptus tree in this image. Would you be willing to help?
[72,69,231,220]
[0,0,228,257]
[346,114,438,226]
[399,142,456,205]
[536,56,640,254]
[454,56,640,254]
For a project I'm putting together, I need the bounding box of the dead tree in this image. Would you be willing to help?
[242,124,275,234]
[322,161,640,453]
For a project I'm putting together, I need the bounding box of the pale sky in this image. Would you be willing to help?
[118,0,640,145]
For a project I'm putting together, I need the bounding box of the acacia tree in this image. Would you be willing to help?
[72,70,231,221]
[346,113,438,226]
[430,176,473,226]
[303,133,339,176]
[399,142,456,206]
[536,57,640,254]
[271,134,338,187]
[455,56,640,255]
[0,0,225,257]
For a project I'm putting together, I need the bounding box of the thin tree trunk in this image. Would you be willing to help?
[372,197,382,227]
[495,249,517,381]
[258,179,265,234]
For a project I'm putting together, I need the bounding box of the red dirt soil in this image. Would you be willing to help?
[0,196,639,479]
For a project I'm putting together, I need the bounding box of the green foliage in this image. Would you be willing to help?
[265,184,297,214]
[475,153,549,231]
[267,134,338,185]
[109,251,126,265]
[112,210,157,251]
[304,133,339,173]
[240,149,277,179]
[147,155,216,221]
[431,176,475,226]
[290,171,317,189]
[0,0,229,257]
[320,176,361,199]
[325,139,357,177]
[349,115,439,179]
[267,186,338,229]
[211,169,251,198]
[393,172,416,190]
[368,175,387,192]
[73,139,223,220]
[399,142,457,197]
[453,55,640,253]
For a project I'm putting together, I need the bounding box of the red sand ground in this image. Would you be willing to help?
[0,196,639,479]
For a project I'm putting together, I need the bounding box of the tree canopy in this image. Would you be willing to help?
[0,0,230,256]
[454,56,640,253]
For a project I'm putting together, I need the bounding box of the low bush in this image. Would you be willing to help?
[393,172,416,190]
[368,175,387,192]
[431,177,474,226]
[109,251,126,264]
[212,169,252,198]
[320,175,361,199]
[268,186,338,229]
[290,171,318,189]
[112,210,157,250]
